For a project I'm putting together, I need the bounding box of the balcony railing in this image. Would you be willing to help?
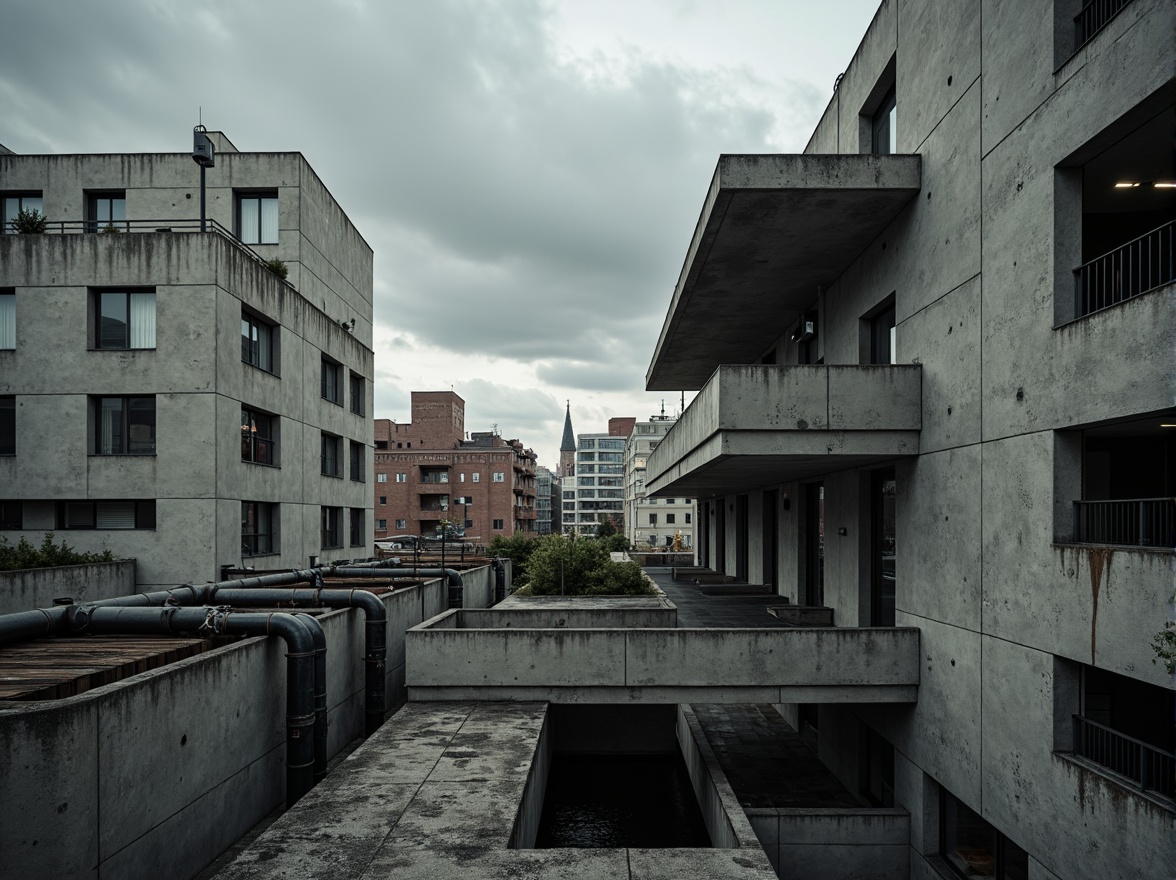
[1074,0,1133,50]
[1072,498,1175,547]
[1072,714,1174,798]
[4,218,294,289]
[420,474,449,484]
[1074,220,1174,318]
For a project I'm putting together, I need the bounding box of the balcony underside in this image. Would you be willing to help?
[647,153,922,391]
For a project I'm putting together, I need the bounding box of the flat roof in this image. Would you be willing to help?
[646,153,921,391]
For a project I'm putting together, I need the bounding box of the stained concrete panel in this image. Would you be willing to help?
[980,0,1057,155]
[898,275,981,453]
[897,444,982,631]
[834,0,898,155]
[897,0,981,152]
[980,634,1175,880]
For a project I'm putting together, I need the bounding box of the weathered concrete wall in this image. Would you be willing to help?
[0,577,447,880]
[407,625,920,703]
[460,564,494,609]
[442,604,677,629]
[0,560,136,615]
[677,704,763,850]
[747,808,910,880]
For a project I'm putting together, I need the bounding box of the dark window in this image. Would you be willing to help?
[0,500,21,529]
[241,501,276,555]
[321,433,341,477]
[377,518,387,531]
[805,483,825,606]
[0,396,13,455]
[241,312,276,372]
[871,469,896,627]
[379,496,386,505]
[321,506,342,549]
[349,508,365,547]
[492,519,504,530]
[87,191,126,232]
[649,513,658,525]
[58,500,156,529]
[871,304,897,364]
[872,87,896,155]
[941,789,1028,880]
[349,440,364,481]
[94,397,155,455]
[237,192,278,244]
[2,192,43,233]
[241,408,277,465]
[349,372,365,415]
[666,513,676,524]
[321,358,342,404]
[0,290,14,349]
[685,512,692,524]
[94,290,155,349]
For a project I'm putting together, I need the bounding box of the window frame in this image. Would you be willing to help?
[349,508,365,547]
[0,500,22,529]
[241,500,277,556]
[93,289,156,351]
[241,310,277,374]
[57,500,156,530]
[492,518,504,530]
[2,192,43,234]
[0,290,14,350]
[349,372,365,416]
[241,407,278,466]
[321,432,342,478]
[86,190,126,233]
[236,191,279,245]
[321,357,343,405]
[320,506,342,549]
[395,519,407,530]
[871,86,897,155]
[93,396,156,456]
[349,440,365,482]
[0,396,14,455]
[395,473,407,483]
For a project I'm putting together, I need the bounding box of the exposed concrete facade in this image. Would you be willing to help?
[0,139,374,585]
[0,559,136,615]
[645,1,1175,877]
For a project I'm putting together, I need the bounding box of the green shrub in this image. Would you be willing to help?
[0,533,115,571]
[487,533,539,584]
[264,258,289,280]
[12,207,47,234]
[600,533,631,553]
[525,535,654,596]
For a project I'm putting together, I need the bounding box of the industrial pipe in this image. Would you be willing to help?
[212,587,387,736]
[333,566,462,587]
[68,605,316,806]
[295,613,328,782]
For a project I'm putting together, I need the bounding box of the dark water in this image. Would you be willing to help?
[535,753,712,848]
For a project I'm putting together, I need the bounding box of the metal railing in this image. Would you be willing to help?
[1073,498,1175,547]
[1073,715,1174,798]
[1075,220,1174,317]
[4,217,292,289]
[1074,0,1133,50]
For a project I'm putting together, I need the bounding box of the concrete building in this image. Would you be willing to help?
[562,416,634,537]
[0,131,374,585]
[643,0,1175,877]
[373,391,537,542]
[535,465,554,535]
[625,414,695,550]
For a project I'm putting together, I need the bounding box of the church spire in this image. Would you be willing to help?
[559,400,575,452]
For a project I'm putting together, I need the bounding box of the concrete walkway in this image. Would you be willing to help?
[691,704,861,809]
[644,568,793,628]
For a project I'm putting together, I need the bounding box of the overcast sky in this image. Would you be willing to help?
[1,0,880,466]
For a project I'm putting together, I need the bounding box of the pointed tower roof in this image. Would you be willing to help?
[560,401,576,452]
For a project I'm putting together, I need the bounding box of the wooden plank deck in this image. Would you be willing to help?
[0,636,212,701]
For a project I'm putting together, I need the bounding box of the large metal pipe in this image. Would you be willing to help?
[0,607,70,645]
[68,605,316,806]
[332,567,463,586]
[295,613,328,783]
[212,587,387,736]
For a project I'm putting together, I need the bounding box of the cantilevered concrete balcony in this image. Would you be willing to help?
[646,153,921,391]
[646,364,921,496]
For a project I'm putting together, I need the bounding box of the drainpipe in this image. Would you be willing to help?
[66,605,316,807]
[295,613,329,783]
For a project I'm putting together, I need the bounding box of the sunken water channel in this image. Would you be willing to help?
[534,705,712,848]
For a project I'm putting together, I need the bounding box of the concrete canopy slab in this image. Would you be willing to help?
[645,364,921,496]
[646,154,922,391]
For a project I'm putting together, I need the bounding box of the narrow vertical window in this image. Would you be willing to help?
[237,193,279,244]
[0,291,14,349]
[872,87,897,155]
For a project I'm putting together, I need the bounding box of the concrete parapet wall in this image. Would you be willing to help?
[0,574,455,880]
[747,807,910,880]
[441,605,678,629]
[677,703,762,849]
[460,565,494,610]
[0,560,136,615]
[407,625,920,703]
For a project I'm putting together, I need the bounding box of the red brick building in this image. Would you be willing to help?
[373,392,537,541]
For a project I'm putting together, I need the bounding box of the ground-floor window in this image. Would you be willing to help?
[941,789,1028,880]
